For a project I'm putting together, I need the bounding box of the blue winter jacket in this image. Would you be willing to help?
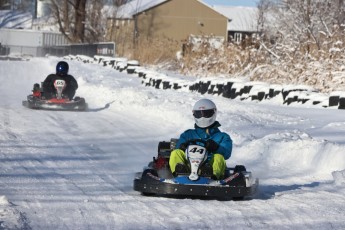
[176,121,232,160]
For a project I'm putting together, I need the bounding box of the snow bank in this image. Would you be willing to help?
[332,170,345,186]
[0,196,10,205]
[0,196,27,229]
[233,131,345,183]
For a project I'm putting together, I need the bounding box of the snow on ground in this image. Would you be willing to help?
[0,57,345,229]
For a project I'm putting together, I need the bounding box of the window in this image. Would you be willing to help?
[234,33,242,43]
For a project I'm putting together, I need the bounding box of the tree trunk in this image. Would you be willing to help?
[74,0,87,43]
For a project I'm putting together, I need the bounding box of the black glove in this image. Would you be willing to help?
[179,143,187,151]
[205,139,219,153]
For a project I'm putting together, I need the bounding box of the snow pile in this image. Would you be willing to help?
[0,196,10,205]
[332,170,345,186]
[0,196,28,229]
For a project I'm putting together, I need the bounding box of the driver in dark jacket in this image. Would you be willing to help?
[42,61,78,100]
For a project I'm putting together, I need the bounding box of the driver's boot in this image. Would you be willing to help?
[174,163,189,176]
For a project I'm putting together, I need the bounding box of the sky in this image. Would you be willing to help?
[202,0,258,7]
[0,56,345,229]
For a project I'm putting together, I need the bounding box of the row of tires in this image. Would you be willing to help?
[135,70,345,110]
[68,54,345,110]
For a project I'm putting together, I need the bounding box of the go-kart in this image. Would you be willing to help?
[22,79,87,111]
[133,139,259,200]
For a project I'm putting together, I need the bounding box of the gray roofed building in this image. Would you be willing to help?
[107,0,259,43]
[211,6,258,32]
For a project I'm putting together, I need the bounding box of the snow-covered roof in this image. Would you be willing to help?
[0,10,32,29]
[112,1,258,33]
[211,6,258,32]
[114,0,168,18]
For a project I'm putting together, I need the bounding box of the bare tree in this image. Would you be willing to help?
[86,0,104,42]
[0,0,11,10]
[257,0,272,33]
[259,0,345,60]
[51,0,119,44]
[51,0,87,43]
[16,0,33,12]
[0,0,32,11]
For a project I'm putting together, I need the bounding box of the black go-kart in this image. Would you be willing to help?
[133,139,259,200]
[22,80,87,111]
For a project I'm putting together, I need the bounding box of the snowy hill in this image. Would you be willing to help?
[0,57,345,229]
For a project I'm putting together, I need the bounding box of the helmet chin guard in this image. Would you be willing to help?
[194,116,216,128]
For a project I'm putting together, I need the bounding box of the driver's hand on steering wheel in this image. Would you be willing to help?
[205,139,219,152]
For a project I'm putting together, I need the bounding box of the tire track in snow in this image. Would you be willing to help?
[1,106,118,228]
[0,106,35,230]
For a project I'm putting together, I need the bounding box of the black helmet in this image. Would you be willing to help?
[56,61,69,75]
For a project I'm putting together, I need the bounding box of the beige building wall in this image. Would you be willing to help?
[134,0,228,42]
[106,0,229,57]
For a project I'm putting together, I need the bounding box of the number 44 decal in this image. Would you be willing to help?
[189,147,204,154]
[187,145,206,159]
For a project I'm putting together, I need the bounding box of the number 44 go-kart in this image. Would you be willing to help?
[133,139,259,200]
[22,79,87,111]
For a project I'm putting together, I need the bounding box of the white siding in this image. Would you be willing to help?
[0,29,68,47]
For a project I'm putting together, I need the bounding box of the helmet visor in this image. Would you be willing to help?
[57,66,66,74]
[193,109,215,119]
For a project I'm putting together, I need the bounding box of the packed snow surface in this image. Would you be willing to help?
[0,57,345,229]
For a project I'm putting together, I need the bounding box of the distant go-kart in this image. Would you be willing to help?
[133,138,259,200]
[22,80,87,111]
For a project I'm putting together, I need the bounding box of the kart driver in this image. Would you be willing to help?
[169,98,233,180]
[41,61,78,100]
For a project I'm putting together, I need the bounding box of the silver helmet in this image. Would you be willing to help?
[192,99,217,128]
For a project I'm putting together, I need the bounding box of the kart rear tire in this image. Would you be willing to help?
[234,165,247,173]
[158,141,171,152]
[232,196,244,201]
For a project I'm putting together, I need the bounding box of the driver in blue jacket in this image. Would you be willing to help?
[169,98,233,180]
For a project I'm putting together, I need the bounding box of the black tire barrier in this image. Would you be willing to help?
[208,85,215,94]
[163,81,172,90]
[338,97,345,109]
[257,92,266,101]
[199,81,210,94]
[70,55,345,110]
[329,96,340,107]
[230,88,238,99]
[127,68,135,74]
[155,79,162,89]
[222,82,234,98]
[243,85,253,94]
[285,96,298,105]
[173,83,181,90]
[299,98,309,104]
[213,84,224,95]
